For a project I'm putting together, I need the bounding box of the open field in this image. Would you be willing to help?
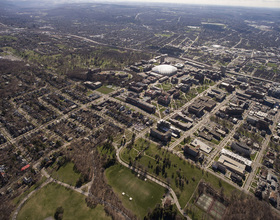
[96,85,114,94]
[105,164,165,219]
[120,138,236,208]
[50,162,81,186]
[17,183,110,220]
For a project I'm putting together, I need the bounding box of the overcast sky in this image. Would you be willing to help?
[44,0,280,8]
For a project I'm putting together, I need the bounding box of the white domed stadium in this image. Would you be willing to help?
[152,65,177,76]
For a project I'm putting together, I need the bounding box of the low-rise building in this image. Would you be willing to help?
[218,154,246,177]
[231,142,252,157]
[158,95,171,106]
[191,139,213,154]
[184,144,199,158]
[150,128,171,142]
[212,161,226,174]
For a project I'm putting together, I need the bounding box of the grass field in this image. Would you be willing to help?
[50,162,81,186]
[17,183,110,220]
[105,164,165,219]
[120,138,237,208]
[96,85,114,94]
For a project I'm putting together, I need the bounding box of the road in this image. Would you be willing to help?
[169,86,233,150]
[243,109,280,191]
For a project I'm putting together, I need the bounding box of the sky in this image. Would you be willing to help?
[9,0,280,8]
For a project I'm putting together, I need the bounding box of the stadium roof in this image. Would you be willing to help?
[152,64,177,76]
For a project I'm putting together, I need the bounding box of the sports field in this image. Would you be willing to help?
[105,164,165,219]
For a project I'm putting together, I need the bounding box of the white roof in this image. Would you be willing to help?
[191,139,212,154]
[221,148,252,167]
[218,155,246,174]
[152,65,177,76]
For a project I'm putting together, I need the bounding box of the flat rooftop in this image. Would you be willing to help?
[221,148,252,167]
[191,139,213,154]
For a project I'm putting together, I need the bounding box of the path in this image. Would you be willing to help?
[115,144,191,219]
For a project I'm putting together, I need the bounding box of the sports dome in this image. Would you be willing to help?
[152,65,177,76]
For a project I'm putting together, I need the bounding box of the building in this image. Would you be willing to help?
[212,161,226,174]
[158,95,171,106]
[184,144,199,157]
[171,77,178,84]
[173,91,180,99]
[159,76,169,83]
[230,172,243,184]
[221,148,252,168]
[145,90,158,99]
[208,89,226,102]
[231,142,252,157]
[218,155,246,177]
[188,96,216,116]
[191,139,213,154]
[173,112,193,123]
[84,81,102,90]
[126,97,156,113]
[169,118,192,131]
[220,82,235,92]
[180,84,190,92]
[129,86,143,93]
[188,102,205,116]
[150,128,171,142]
[152,65,177,76]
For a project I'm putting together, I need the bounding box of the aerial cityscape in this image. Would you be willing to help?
[0,0,280,219]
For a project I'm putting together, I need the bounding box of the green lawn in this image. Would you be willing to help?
[250,152,257,161]
[105,164,165,219]
[17,183,110,220]
[202,172,236,197]
[161,82,173,91]
[121,138,203,207]
[96,85,114,94]
[50,162,81,186]
[120,138,237,208]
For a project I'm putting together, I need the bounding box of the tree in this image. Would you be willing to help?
[54,206,64,220]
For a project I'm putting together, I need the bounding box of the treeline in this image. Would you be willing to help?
[144,204,182,220]
[223,192,278,220]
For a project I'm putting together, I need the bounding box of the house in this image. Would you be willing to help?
[21,164,30,171]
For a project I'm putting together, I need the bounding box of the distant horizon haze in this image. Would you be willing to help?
[6,0,280,8]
